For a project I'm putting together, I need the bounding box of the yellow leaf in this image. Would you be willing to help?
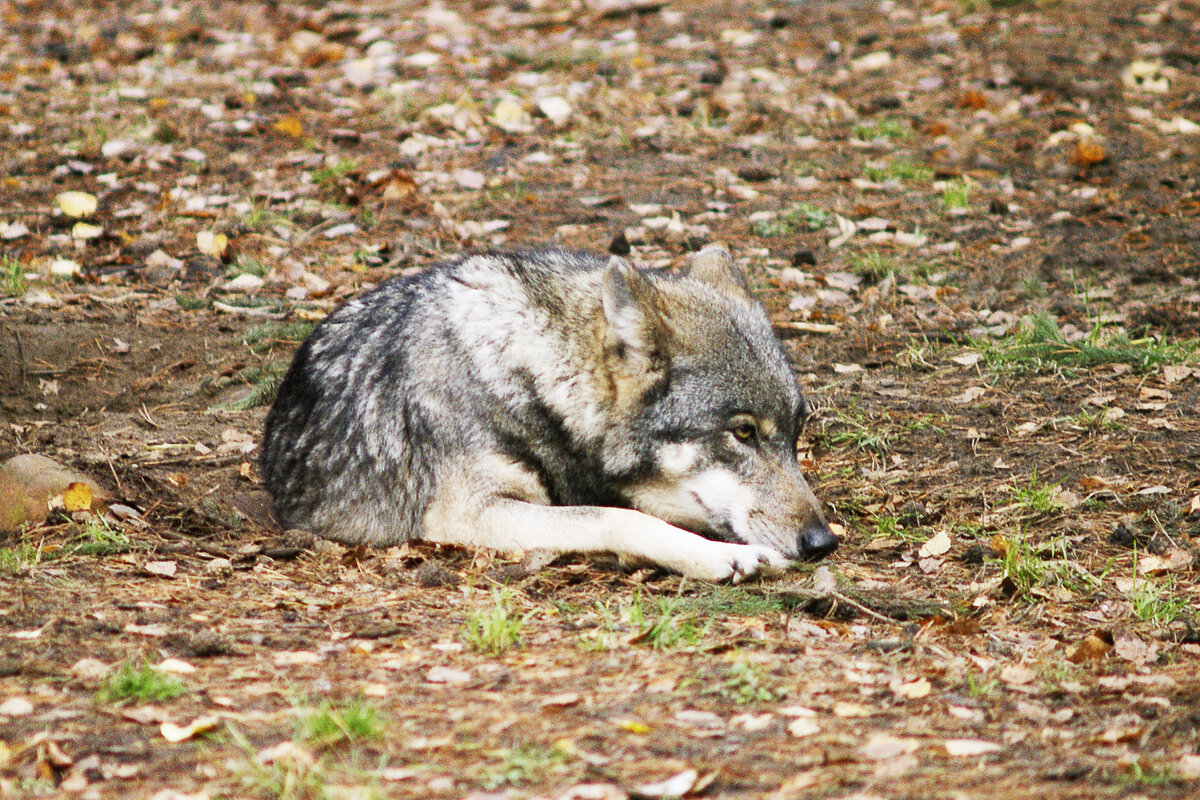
[196,230,228,259]
[274,116,304,138]
[161,714,220,743]
[56,191,98,218]
[71,222,104,240]
[615,719,650,734]
[61,482,93,512]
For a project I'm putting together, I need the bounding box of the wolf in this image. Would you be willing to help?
[260,246,837,582]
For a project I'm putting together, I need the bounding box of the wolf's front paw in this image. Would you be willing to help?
[684,542,789,583]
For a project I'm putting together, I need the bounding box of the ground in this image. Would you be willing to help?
[2,0,1200,798]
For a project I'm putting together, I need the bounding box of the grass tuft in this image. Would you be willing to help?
[296,697,384,745]
[463,589,529,654]
[97,661,188,704]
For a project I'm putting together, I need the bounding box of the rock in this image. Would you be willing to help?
[0,454,107,532]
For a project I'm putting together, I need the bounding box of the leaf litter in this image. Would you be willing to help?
[2,0,1200,798]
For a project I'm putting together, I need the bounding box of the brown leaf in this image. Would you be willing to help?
[1066,633,1112,663]
[1070,141,1107,166]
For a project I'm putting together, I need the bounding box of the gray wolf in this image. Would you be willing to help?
[261,246,837,582]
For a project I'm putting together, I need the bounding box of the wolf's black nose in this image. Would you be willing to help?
[799,522,839,560]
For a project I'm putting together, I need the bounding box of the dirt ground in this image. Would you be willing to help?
[2,0,1200,798]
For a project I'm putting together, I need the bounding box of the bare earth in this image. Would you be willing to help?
[2,0,1199,798]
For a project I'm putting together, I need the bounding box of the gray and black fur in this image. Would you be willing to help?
[261,246,836,582]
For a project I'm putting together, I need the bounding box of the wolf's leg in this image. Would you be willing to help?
[424,499,788,583]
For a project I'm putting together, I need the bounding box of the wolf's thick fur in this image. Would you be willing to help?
[261,246,837,582]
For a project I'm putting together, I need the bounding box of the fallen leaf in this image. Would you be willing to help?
[57,191,97,217]
[999,664,1034,686]
[1113,634,1158,665]
[1178,754,1200,779]
[124,623,169,637]
[615,719,651,734]
[274,116,304,138]
[952,352,981,366]
[145,560,177,578]
[60,482,93,512]
[0,697,33,716]
[159,658,196,674]
[161,714,220,743]
[425,666,471,684]
[890,677,932,700]
[1162,365,1193,383]
[950,386,986,404]
[918,530,951,558]
[196,230,228,259]
[943,739,1002,756]
[71,222,104,239]
[786,717,819,737]
[629,770,700,800]
[832,701,871,718]
[859,734,919,760]
[541,693,581,708]
[48,258,81,277]
[1070,141,1107,166]
[1066,633,1112,663]
[1188,494,1200,515]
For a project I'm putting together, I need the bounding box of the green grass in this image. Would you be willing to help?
[0,542,49,575]
[998,534,1046,600]
[463,589,529,654]
[941,178,971,210]
[822,407,894,454]
[70,519,134,556]
[866,515,925,544]
[296,697,384,745]
[2,255,25,296]
[208,361,288,412]
[854,118,909,141]
[175,294,210,311]
[243,321,315,351]
[1010,471,1063,515]
[1065,408,1126,433]
[576,590,709,650]
[311,159,357,187]
[242,202,295,232]
[711,660,781,704]
[229,725,331,800]
[227,255,271,279]
[964,672,999,698]
[478,744,573,790]
[863,158,933,183]
[97,661,188,704]
[674,585,801,617]
[1127,549,1188,625]
[752,202,832,237]
[976,313,1198,375]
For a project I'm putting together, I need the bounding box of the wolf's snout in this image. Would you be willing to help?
[798,521,838,560]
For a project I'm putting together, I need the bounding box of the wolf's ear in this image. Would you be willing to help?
[602,256,663,356]
[687,245,752,302]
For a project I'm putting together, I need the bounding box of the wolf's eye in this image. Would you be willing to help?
[729,421,759,444]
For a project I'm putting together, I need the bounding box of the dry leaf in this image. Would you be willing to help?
[832,701,871,718]
[859,734,919,760]
[952,352,982,366]
[1188,494,1200,515]
[943,739,1002,756]
[60,482,94,512]
[196,230,228,259]
[890,677,932,700]
[159,658,196,674]
[71,222,104,240]
[1113,634,1158,665]
[1066,633,1112,663]
[615,719,651,734]
[630,770,698,799]
[145,560,177,578]
[950,386,986,404]
[1162,365,1193,383]
[918,530,951,558]
[161,714,220,743]
[786,717,819,737]
[57,191,97,217]
[999,664,1034,686]
[1070,141,1107,166]
[274,116,304,138]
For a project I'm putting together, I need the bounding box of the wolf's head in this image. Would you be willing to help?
[600,246,838,562]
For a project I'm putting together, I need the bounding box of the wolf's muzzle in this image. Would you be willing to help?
[798,522,839,560]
